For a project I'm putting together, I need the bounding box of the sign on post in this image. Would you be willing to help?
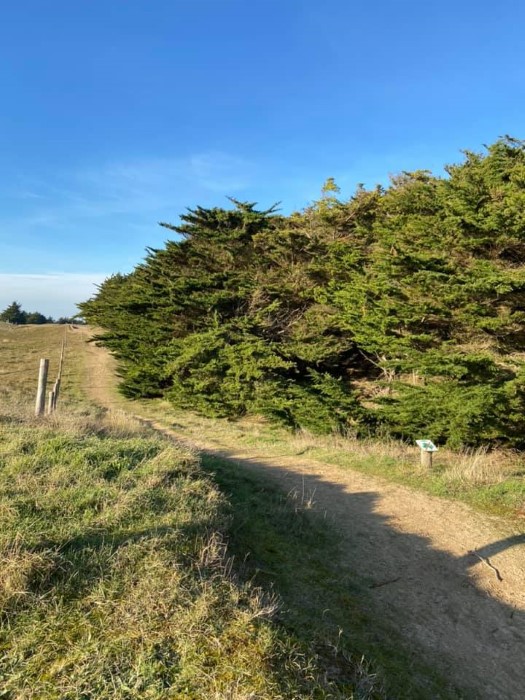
[416,440,438,452]
[416,439,438,469]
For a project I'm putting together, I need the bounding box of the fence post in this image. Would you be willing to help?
[53,379,60,410]
[47,389,55,415]
[58,338,65,378]
[35,358,49,416]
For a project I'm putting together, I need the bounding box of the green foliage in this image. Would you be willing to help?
[252,371,370,434]
[0,301,27,324]
[0,301,55,324]
[80,138,525,448]
[25,311,47,324]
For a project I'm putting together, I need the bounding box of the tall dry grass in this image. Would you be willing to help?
[289,430,523,486]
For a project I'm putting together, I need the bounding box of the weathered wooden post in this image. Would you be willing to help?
[421,449,433,469]
[416,439,438,469]
[47,389,55,415]
[53,378,60,410]
[58,338,65,378]
[35,358,49,416]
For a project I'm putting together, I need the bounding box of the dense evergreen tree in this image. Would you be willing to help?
[26,311,48,324]
[80,138,525,447]
[0,302,55,324]
[0,301,27,324]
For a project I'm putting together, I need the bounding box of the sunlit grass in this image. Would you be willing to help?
[138,400,525,518]
[1,401,373,698]
[0,323,85,407]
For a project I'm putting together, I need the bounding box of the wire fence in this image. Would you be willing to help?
[29,326,69,416]
[2,325,127,412]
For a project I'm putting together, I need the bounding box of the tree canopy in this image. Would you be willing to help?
[80,138,525,448]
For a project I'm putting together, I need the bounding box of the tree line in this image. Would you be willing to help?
[0,301,82,325]
[80,137,525,448]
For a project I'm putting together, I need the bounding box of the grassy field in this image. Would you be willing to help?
[137,400,525,519]
[1,326,366,698]
[2,403,368,698]
[0,322,85,404]
[0,324,463,698]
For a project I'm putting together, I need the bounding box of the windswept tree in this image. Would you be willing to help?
[80,138,525,447]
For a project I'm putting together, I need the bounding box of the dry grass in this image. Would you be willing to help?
[0,323,66,390]
[441,445,522,486]
[1,400,371,698]
[0,323,86,410]
[142,401,524,487]
[289,431,524,487]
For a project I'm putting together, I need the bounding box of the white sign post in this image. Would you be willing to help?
[416,439,438,469]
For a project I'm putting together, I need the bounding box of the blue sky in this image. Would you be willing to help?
[1,0,524,316]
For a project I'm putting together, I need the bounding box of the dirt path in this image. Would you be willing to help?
[79,328,525,699]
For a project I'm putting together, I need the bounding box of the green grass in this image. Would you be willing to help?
[137,400,525,520]
[0,403,390,699]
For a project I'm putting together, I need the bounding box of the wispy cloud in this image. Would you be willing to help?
[4,151,255,232]
[0,150,258,278]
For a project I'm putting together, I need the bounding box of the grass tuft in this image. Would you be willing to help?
[0,400,385,698]
[139,401,525,517]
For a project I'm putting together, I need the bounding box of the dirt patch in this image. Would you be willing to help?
[77,327,121,407]
[79,328,525,699]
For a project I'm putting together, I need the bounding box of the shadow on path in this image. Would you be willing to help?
[80,333,525,698]
[193,443,525,700]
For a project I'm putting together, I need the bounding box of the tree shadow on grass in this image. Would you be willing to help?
[199,450,525,700]
[13,432,525,699]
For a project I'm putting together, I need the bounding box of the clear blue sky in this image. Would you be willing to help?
[1,0,524,316]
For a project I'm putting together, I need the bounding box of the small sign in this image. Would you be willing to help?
[416,439,438,452]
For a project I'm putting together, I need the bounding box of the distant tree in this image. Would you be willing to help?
[0,301,27,324]
[56,315,85,325]
[26,311,48,325]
